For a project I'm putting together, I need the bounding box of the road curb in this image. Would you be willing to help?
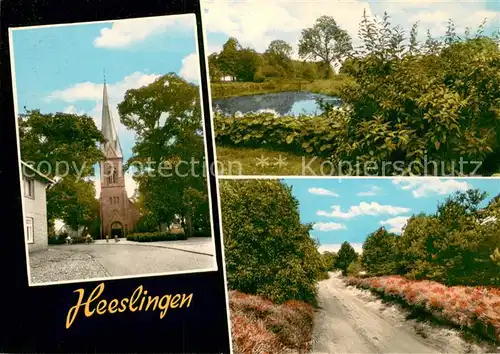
[56,242,214,257]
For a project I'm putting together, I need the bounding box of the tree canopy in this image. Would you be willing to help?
[118,73,210,236]
[18,110,104,233]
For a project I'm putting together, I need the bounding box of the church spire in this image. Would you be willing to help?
[101,74,122,158]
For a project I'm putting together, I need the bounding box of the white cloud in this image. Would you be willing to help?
[380,216,410,234]
[318,243,364,254]
[203,0,499,54]
[63,105,85,116]
[317,202,410,219]
[47,71,161,134]
[356,185,382,197]
[94,14,194,48]
[392,178,471,198]
[313,222,346,232]
[179,52,201,83]
[308,187,339,197]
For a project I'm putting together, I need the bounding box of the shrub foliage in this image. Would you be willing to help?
[214,111,347,158]
[126,231,187,242]
[220,179,324,305]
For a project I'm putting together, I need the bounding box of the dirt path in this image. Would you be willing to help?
[312,272,494,354]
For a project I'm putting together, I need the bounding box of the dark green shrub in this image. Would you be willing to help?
[134,214,159,233]
[333,15,500,175]
[220,179,324,305]
[214,111,347,158]
[48,235,66,245]
[126,231,187,242]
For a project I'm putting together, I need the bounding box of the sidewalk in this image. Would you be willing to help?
[93,237,215,256]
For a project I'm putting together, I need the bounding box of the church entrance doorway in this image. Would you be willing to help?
[111,221,123,238]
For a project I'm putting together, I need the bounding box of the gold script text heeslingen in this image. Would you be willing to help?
[66,282,193,329]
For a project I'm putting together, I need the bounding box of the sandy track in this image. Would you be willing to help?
[311,272,495,354]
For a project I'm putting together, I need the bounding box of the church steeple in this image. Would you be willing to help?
[101,74,122,158]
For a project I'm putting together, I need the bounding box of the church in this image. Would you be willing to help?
[99,80,141,238]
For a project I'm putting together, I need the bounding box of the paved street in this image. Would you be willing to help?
[29,238,216,285]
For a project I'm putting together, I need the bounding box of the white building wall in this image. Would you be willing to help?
[22,177,48,253]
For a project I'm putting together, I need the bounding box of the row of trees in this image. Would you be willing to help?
[208,15,349,83]
[19,73,210,238]
[357,189,500,286]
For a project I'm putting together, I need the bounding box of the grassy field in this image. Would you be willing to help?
[210,77,352,100]
[215,146,330,176]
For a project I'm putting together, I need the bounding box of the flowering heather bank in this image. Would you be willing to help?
[346,276,500,342]
[229,290,314,354]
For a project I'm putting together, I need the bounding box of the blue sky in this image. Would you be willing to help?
[203,0,500,55]
[282,178,500,253]
[10,14,203,197]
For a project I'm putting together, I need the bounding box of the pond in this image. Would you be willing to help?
[212,91,341,116]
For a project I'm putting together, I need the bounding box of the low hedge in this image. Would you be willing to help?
[48,235,87,244]
[126,231,187,242]
[48,236,66,245]
[214,111,347,157]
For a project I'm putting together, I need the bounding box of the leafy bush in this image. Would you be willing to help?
[333,15,500,175]
[48,235,66,245]
[69,236,88,244]
[321,251,338,271]
[126,231,187,242]
[134,213,159,233]
[346,259,364,276]
[220,179,324,305]
[214,111,348,158]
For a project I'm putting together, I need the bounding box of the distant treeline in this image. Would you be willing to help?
[324,189,500,286]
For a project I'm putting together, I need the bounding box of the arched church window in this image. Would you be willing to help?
[109,197,112,204]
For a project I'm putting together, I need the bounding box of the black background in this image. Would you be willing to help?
[0,0,231,352]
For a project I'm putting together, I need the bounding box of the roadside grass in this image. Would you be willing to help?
[230,290,314,354]
[210,76,353,100]
[215,146,329,176]
[346,275,500,344]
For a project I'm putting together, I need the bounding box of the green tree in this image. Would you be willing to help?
[118,73,208,237]
[235,48,260,82]
[18,110,104,229]
[265,39,293,77]
[336,241,358,276]
[321,251,338,271]
[220,179,324,304]
[361,226,399,275]
[208,53,222,82]
[298,16,352,77]
[218,37,242,81]
[18,109,104,178]
[53,177,99,233]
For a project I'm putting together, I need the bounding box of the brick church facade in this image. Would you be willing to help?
[99,80,141,238]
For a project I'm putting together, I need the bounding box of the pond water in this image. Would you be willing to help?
[212,91,341,116]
